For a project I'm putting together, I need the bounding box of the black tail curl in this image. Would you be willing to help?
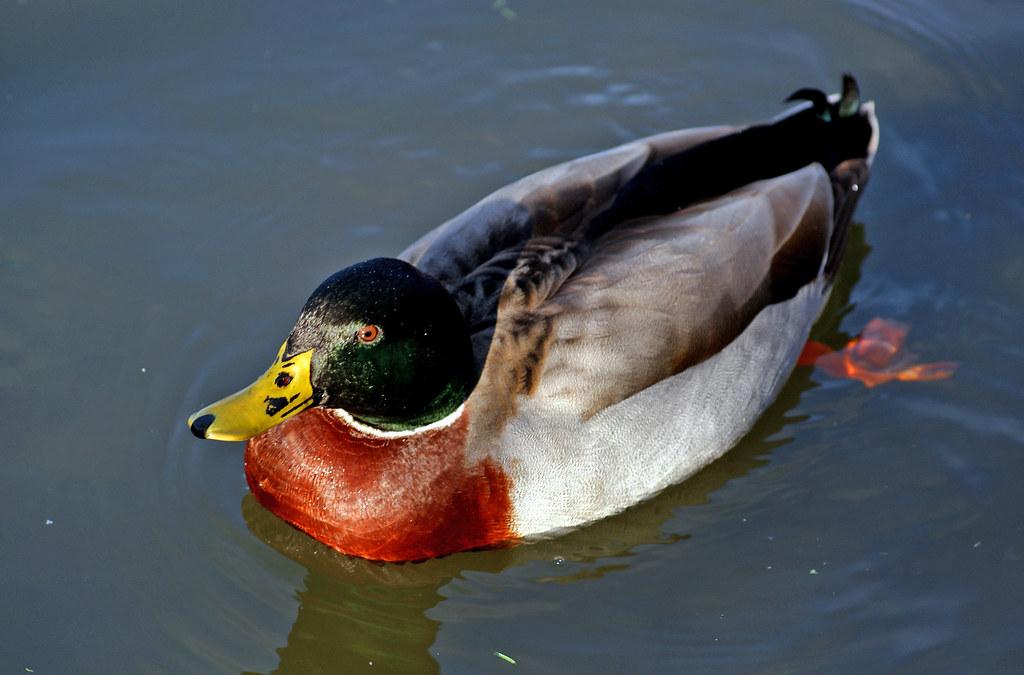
[586,74,874,238]
[786,73,861,122]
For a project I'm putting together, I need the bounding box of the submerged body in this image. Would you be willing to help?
[190,77,880,561]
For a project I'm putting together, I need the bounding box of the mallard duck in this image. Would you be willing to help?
[188,75,880,562]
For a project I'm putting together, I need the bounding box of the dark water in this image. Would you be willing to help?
[3,1,1023,672]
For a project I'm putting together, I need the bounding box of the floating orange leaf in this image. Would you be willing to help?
[799,318,957,387]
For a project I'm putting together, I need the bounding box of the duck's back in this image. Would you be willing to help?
[401,124,739,368]
[401,81,879,536]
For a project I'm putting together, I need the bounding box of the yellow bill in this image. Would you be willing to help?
[187,342,315,441]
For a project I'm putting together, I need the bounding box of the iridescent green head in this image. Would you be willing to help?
[288,257,476,429]
[188,258,477,438]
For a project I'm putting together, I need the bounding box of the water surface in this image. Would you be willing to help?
[3,1,1023,672]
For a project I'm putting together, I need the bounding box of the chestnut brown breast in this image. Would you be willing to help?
[245,407,514,561]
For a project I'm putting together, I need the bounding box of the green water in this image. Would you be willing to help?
[3,1,1023,672]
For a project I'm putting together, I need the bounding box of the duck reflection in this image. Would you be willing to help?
[240,226,869,675]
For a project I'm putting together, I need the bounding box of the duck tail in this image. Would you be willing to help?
[779,73,876,169]
[585,74,879,240]
[838,73,861,118]
[785,87,833,121]
[785,73,861,123]
[816,74,878,280]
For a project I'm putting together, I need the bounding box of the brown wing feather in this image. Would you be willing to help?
[404,92,875,440]
[479,163,835,421]
[399,126,738,373]
[401,125,736,276]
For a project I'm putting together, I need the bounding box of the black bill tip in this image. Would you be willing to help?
[190,414,216,439]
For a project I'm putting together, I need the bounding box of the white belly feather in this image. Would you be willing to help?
[502,279,829,538]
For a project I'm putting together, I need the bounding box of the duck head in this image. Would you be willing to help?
[187,258,477,439]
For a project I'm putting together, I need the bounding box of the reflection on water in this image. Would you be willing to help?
[235,229,870,673]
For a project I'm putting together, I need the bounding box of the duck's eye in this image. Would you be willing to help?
[274,372,293,387]
[356,324,382,344]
